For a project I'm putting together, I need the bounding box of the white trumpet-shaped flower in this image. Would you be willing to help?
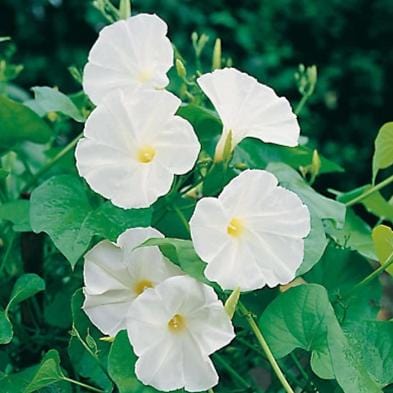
[127,275,235,392]
[190,169,310,291]
[197,68,300,161]
[75,88,200,208]
[83,13,173,104]
[83,227,182,336]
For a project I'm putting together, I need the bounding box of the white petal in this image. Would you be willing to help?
[83,14,173,104]
[197,68,299,147]
[83,240,130,294]
[190,197,230,262]
[155,116,201,174]
[127,276,235,391]
[127,287,173,356]
[219,169,278,215]
[204,239,266,291]
[181,334,219,392]
[246,231,305,286]
[135,337,183,392]
[83,289,133,336]
[76,89,198,209]
[191,170,310,291]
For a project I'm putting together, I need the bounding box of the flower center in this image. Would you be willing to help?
[227,217,245,237]
[133,279,154,295]
[137,69,153,83]
[137,146,156,163]
[168,314,186,332]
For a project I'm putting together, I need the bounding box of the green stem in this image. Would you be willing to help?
[0,229,16,275]
[295,93,310,116]
[344,252,393,299]
[62,377,104,393]
[20,132,82,194]
[345,174,393,207]
[239,302,295,393]
[214,353,252,390]
[172,204,190,234]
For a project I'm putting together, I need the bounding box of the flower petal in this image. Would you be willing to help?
[190,197,230,262]
[76,89,198,208]
[197,68,299,147]
[83,14,173,104]
[155,116,201,174]
[83,289,133,336]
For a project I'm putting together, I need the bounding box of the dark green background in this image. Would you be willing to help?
[1,0,393,187]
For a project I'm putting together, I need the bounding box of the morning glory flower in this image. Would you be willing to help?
[127,275,235,392]
[75,88,200,208]
[83,227,182,336]
[190,169,310,291]
[197,68,300,161]
[83,13,173,104]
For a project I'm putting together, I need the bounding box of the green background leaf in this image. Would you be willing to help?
[0,96,52,149]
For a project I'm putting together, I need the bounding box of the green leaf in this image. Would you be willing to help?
[0,168,9,179]
[338,185,393,223]
[305,245,381,323]
[177,104,221,156]
[0,366,40,393]
[0,96,52,149]
[326,317,382,393]
[344,321,393,387]
[30,175,93,267]
[266,162,346,227]
[372,224,393,275]
[372,122,393,182]
[260,284,382,392]
[108,331,157,393]
[0,274,45,345]
[26,86,84,122]
[24,350,64,393]
[68,290,113,392]
[7,273,45,311]
[325,209,376,260]
[140,237,208,284]
[0,307,12,345]
[297,209,328,276]
[30,175,152,267]
[84,201,152,242]
[235,138,344,174]
[0,200,31,232]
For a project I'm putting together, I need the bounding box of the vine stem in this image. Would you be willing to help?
[294,93,310,115]
[20,132,82,194]
[344,174,393,207]
[214,353,252,390]
[62,377,104,393]
[343,252,393,299]
[238,302,295,393]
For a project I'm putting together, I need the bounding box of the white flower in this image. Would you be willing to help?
[197,68,300,161]
[127,275,235,392]
[83,227,182,336]
[75,88,200,208]
[83,13,173,104]
[190,169,310,291]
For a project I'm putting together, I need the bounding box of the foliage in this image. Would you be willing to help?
[0,1,392,393]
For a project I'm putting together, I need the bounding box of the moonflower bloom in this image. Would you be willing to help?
[190,169,310,291]
[197,68,300,161]
[127,275,235,392]
[83,13,173,104]
[83,227,182,336]
[75,89,200,208]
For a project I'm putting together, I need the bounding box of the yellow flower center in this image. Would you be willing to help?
[137,69,153,83]
[227,217,245,237]
[168,314,186,332]
[133,279,154,296]
[137,146,156,163]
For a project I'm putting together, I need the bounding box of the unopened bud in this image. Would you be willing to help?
[212,38,222,70]
[175,59,187,79]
